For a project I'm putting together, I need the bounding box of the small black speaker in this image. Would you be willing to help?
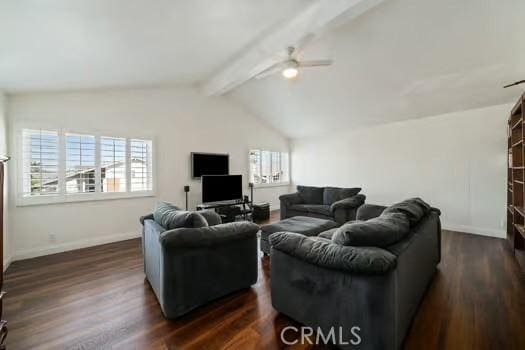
[184,185,190,210]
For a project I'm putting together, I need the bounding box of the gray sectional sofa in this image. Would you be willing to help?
[280,185,366,224]
[141,202,260,319]
[270,199,441,350]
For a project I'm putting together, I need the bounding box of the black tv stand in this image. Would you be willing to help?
[196,199,252,222]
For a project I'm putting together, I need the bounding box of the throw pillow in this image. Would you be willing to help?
[199,209,222,226]
[153,202,209,230]
[382,197,431,226]
[332,212,410,248]
[323,187,362,205]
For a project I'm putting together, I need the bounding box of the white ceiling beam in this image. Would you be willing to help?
[201,0,386,96]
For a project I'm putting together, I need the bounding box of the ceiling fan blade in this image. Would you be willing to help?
[255,62,285,79]
[298,59,333,67]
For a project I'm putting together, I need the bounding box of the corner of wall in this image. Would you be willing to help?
[0,90,12,271]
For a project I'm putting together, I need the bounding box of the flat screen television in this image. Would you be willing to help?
[202,175,242,203]
[191,152,229,178]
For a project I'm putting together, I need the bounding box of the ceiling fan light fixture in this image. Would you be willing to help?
[282,67,298,79]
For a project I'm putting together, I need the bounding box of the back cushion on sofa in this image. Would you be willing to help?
[323,187,361,205]
[297,185,324,204]
[340,187,361,198]
[382,197,431,226]
[199,209,222,226]
[153,202,208,230]
[332,212,410,248]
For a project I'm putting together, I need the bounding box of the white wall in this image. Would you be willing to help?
[292,104,510,238]
[7,87,290,260]
[0,92,10,269]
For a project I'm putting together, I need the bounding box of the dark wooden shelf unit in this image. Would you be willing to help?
[0,156,8,349]
[508,92,525,274]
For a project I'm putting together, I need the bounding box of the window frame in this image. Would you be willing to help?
[16,126,156,206]
[249,149,290,188]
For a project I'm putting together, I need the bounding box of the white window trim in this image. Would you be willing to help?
[16,127,156,207]
[253,182,290,189]
[250,149,290,188]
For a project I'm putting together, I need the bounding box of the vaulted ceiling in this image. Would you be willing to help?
[2,0,524,139]
[0,0,309,91]
[230,0,525,138]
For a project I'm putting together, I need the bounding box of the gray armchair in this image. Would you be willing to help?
[141,210,259,319]
[280,186,365,224]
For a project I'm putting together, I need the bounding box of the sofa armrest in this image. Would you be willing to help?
[356,204,387,221]
[270,231,396,274]
[279,192,303,206]
[140,213,154,225]
[159,221,259,250]
[330,194,366,213]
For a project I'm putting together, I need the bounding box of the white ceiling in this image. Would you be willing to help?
[2,0,524,139]
[0,0,309,91]
[230,0,525,138]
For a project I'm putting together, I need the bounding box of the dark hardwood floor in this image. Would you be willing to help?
[4,212,525,349]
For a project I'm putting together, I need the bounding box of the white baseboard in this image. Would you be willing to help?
[13,231,141,261]
[442,223,505,239]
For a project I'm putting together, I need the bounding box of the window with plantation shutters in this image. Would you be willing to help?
[249,150,290,186]
[18,128,155,205]
[100,136,127,193]
[130,139,153,192]
[22,129,59,196]
[65,133,96,193]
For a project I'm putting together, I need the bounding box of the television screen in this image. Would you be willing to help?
[192,153,229,178]
[202,175,242,203]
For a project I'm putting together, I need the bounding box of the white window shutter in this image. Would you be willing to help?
[65,133,97,193]
[21,129,60,196]
[130,139,153,192]
[100,136,127,193]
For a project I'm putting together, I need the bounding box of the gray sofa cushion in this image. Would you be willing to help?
[318,227,339,239]
[153,202,208,230]
[160,221,259,249]
[332,212,410,248]
[340,187,362,198]
[382,197,431,226]
[260,216,338,240]
[290,204,310,213]
[198,209,222,226]
[297,185,324,204]
[330,194,366,212]
[306,204,332,216]
[319,221,361,239]
[356,204,387,221]
[290,204,334,217]
[323,187,342,205]
[323,187,361,205]
[270,232,397,274]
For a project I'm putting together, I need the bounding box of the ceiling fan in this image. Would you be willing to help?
[256,46,333,80]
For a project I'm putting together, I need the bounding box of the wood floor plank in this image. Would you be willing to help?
[4,212,525,349]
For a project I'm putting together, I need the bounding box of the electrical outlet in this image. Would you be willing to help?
[49,233,56,243]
